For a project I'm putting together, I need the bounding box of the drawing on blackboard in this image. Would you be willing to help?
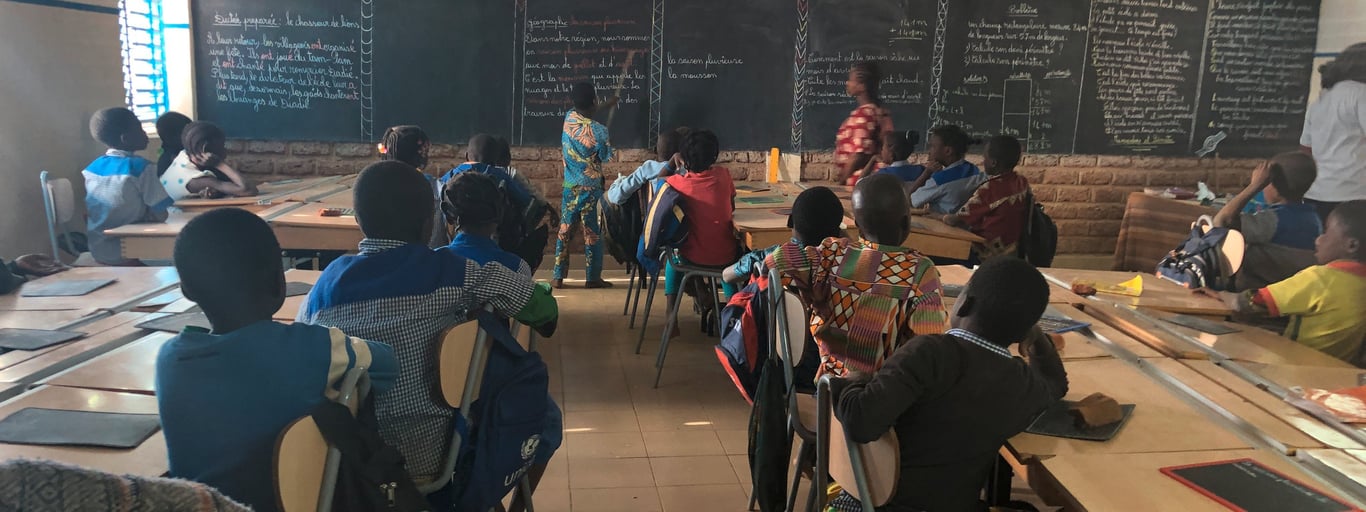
[1195,131,1227,158]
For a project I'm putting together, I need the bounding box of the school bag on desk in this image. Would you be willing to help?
[1156,215,1245,290]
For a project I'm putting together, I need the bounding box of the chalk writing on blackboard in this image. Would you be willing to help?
[203,11,363,113]
[520,16,649,120]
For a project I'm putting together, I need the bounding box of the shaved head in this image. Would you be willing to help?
[853,173,912,244]
[466,133,500,164]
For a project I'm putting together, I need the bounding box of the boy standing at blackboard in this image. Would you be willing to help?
[554,82,618,289]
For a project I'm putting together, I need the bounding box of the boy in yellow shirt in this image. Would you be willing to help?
[1201,200,1366,363]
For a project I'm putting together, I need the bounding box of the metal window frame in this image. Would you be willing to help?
[120,0,169,121]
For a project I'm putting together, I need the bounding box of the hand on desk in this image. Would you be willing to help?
[14,254,69,277]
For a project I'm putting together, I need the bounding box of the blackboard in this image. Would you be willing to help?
[514,0,652,148]
[801,0,937,151]
[1161,458,1357,512]
[661,0,796,151]
[191,0,1322,156]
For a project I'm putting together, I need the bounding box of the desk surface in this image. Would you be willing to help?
[1141,308,1351,368]
[937,265,1090,306]
[1042,268,1231,317]
[172,176,341,210]
[102,211,196,239]
[0,313,153,384]
[0,309,93,330]
[0,385,166,477]
[277,269,321,321]
[1042,449,1356,512]
[1150,358,1324,451]
[0,267,179,312]
[271,207,361,229]
[42,332,171,395]
[1184,360,1366,450]
[1042,305,1165,360]
[1009,358,1251,459]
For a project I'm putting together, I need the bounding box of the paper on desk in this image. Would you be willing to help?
[1300,386,1366,423]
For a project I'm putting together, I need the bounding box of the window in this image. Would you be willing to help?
[119,0,169,122]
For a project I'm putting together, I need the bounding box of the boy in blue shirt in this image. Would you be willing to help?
[905,125,984,214]
[83,107,173,265]
[156,208,399,512]
[606,128,688,205]
[874,131,924,183]
[1214,152,1324,290]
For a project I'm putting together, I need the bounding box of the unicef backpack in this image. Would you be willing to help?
[1156,216,1245,291]
[450,311,550,512]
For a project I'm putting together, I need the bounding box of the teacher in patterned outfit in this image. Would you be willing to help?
[554,82,618,289]
[834,61,895,186]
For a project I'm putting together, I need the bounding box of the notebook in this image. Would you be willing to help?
[1164,314,1239,335]
[1161,458,1359,512]
[1036,306,1091,334]
[0,329,85,351]
[1024,400,1135,441]
[135,312,211,333]
[0,408,161,449]
[20,279,116,297]
[285,281,314,297]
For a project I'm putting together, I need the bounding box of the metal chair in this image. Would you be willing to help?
[275,366,373,512]
[40,171,82,261]
[771,269,825,512]
[634,252,667,354]
[818,374,900,511]
[643,249,727,387]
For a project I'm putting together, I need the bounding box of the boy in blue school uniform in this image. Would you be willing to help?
[1213,151,1325,290]
[874,131,923,183]
[905,125,983,215]
[298,161,559,497]
[83,107,173,265]
[155,208,399,512]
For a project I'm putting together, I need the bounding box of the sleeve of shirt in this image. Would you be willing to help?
[594,122,614,163]
[138,159,173,212]
[909,179,944,209]
[1259,265,1326,318]
[1300,107,1314,146]
[957,186,991,228]
[467,261,538,321]
[607,162,658,205]
[835,336,959,443]
[360,340,399,395]
[764,241,823,292]
[324,328,399,397]
[907,260,950,337]
[1238,210,1279,245]
[513,281,559,327]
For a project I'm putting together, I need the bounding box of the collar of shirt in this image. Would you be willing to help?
[947,328,1014,359]
[1326,259,1366,278]
[452,232,500,251]
[857,237,910,254]
[105,148,135,158]
[358,238,411,255]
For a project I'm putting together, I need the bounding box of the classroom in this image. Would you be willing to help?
[3,0,1366,510]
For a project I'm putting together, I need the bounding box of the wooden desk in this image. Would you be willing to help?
[1040,305,1165,360]
[41,332,171,395]
[1043,268,1231,317]
[1150,358,1324,452]
[0,385,166,476]
[314,187,354,207]
[0,313,153,386]
[107,203,304,260]
[732,208,856,250]
[1113,192,1216,272]
[1040,450,1357,511]
[1088,304,1351,367]
[1008,358,1252,460]
[0,309,93,330]
[277,269,322,321]
[734,192,794,210]
[902,214,985,261]
[0,267,179,312]
[1300,449,1366,490]
[173,175,343,213]
[937,265,1090,305]
[270,208,363,252]
[1183,360,1366,450]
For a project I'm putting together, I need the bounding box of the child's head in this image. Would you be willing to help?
[90,107,148,152]
[880,130,918,164]
[927,125,970,165]
[950,257,1049,344]
[656,130,684,162]
[852,173,911,245]
[174,208,285,328]
[789,186,845,246]
[571,82,598,114]
[1320,42,1366,90]
[679,129,720,173]
[1262,152,1316,204]
[983,135,1022,176]
[379,125,431,170]
[155,112,192,152]
[441,172,505,238]
[354,161,435,244]
[1317,200,1366,264]
[494,136,513,167]
[181,122,228,170]
[846,61,882,100]
[466,133,500,165]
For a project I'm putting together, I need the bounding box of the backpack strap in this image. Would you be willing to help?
[473,309,528,357]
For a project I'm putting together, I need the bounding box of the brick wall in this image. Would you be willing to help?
[225,139,1261,255]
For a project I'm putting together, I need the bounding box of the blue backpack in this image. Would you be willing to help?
[451,311,550,511]
[1156,218,1241,291]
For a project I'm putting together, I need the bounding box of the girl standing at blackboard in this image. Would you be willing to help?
[1301,42,1366,222]
[834,62,894,186]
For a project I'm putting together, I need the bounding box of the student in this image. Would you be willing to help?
[155,111,192,177]
[1213,152,1322,290]
[441,134,538,262]
[156,208,399,512]
[439,171,562,512]
[161,122,258,200]
[834,61,895,186]
[943,135,1031,262]
[826,257,1067,511]
[83,107,172,266]
[1301,42,1366,221]
[765,173,950,377]
[494,135,556,272]
[873,131,923,183]
[906,125,983,215]
[379,124,447,247]
[722,186,845,284]
[606,128,688,205]
[297,161,559,492]
[0,254,68,294]
[1200,201,1366,364]
[554,82,618,289]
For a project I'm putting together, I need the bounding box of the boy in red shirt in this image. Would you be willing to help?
[943,135,1030,263]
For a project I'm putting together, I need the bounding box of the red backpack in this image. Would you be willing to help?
[714,271,771,404]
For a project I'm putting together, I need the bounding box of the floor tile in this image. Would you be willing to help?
[716,429,748,455]
[563,409,640,433]
[570,487,663,512]
[642,430,725,457]
[657,484,749,512]
[568,457,656,489]
[635,407,715,431]
[567,431,647,459]
[650,455,741,486]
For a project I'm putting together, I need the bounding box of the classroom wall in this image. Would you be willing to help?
[0,0,125,258]
[225,142,1259,257]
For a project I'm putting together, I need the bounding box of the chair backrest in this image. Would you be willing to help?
[275,367,370,512]
[438,318,487,409]
[777,291,806,366]
[822,376,900,509]
[42,173,76,224]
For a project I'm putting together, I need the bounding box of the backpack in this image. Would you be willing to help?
[1156,216,1244,290]
[1018,191,1058,267]
[514,196,554,272]
[309,396,431,512]
[450,311,550,512]
[715,271,772,404]
[748,356,791,512]
[601,187,646,266]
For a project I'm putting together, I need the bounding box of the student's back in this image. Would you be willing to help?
[83,108,172,264]
[664,130,738,267]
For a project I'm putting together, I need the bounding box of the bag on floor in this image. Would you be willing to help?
[749,357,791,512]
[1156,216,1245,291]
[716,271,772,404]
[601,187,646,267]
[309,396,430,512]
[450,311,550,512]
